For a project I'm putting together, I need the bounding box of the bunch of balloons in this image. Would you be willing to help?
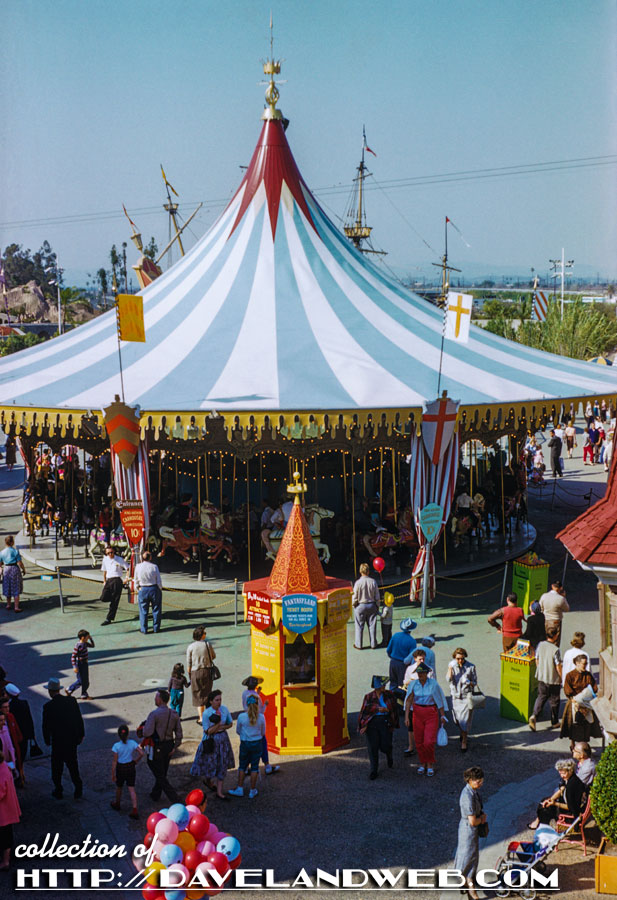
[134,790,242,900]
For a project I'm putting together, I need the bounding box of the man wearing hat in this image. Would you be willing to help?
[358,675,399,780]
[241,676,280,775]
[42,677,85,799]
[386,618,417,689]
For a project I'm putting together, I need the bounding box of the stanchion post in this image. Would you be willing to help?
[420,541,432,620]
[500,561,508,605]
[234,578,238,628]
[56,567,64,614]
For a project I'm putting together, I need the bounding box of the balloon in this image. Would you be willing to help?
[160,844,184,868]
[184,849,204,872]
[205,823,219,842]
[194,862,217,884]
[155,819,179,844]
[164,891,186,900]
[209,833,227,847]
[144,833,155,849]
[148,812,166,834]
[384,591,394,607]
[229,853,242,871]
[142,885,163,900]
[133,851,146,873]
[196,841,215,857]
[216,836,241,862]
[167,804,190,830]
[145,861,166,886]
[206,852,230,876]
[175,832,196,853]
[372,556,385,573]
[186,891,206,900]
[160,809,169,817]
[188,814,210,842]
[167,863,190,885]
[185,789,205,808]
[186,804,202,817]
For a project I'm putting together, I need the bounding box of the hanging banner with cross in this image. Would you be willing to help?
[421,394,459,466]
[444,291,473,343]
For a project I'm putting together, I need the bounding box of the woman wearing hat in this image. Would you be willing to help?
[241,676,279,775]
[358,676,399,780]
[446,648,478,752]
[404,663,446,776]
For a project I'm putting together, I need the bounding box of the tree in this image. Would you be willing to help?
[144,237,158,261]
[591,740,617,843]
[109,245,122,290]
[96,268,109,307]
[517,299,617,359]
[0,332,46,357]
[1,241,58,295]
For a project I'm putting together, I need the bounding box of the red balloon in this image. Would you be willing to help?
[186,789,205,807]
[143,833,154,849]
[206,852,230,875]
[184,849,204,872]
[188,814,210,842]
[372,556,385,573]
[147,812,165,834]
[142,885,163,900]
[229,853,242,870]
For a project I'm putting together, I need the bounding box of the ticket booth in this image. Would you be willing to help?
[243,478,352,755]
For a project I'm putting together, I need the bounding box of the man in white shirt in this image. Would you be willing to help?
[134,550,163,634]
[100,546,129,626]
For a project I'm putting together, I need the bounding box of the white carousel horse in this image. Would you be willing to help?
[267,504,335,563]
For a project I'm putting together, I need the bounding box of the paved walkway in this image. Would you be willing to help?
[0,438,610,899]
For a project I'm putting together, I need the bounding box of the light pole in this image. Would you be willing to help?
[549,250,574,319]
[44,261,64,334]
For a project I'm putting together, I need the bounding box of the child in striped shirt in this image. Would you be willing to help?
[66,629,95,700]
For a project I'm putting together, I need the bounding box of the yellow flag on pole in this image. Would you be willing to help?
[444,291,473,343]
[116,294,145,342]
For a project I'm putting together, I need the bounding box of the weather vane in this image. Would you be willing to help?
[287,470,307,504]
[260,13,285,120]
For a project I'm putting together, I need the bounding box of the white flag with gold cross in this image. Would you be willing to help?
[444,291,473,343]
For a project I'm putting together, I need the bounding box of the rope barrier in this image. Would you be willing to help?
[53,568,235,595]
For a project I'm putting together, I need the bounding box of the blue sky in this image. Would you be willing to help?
[2,0,615,285]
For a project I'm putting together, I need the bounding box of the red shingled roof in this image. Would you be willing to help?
[557,439,616,567]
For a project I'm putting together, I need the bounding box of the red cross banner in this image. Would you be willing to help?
[421,395,459,466]
[444,291,473,343]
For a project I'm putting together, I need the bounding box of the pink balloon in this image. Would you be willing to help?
[155,818,179,844]
[194,861,217,883]
[205,824,219,841]
[196,841,215,857]
[210,833,226,846]
[185,805,201,817]
[167,863,190,885]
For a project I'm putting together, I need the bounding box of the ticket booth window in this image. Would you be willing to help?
[284,636,316,687]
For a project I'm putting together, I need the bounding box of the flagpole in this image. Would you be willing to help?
[112,274,126,402]
[420,539,432,619]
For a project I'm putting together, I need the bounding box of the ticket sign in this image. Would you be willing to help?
[246,590,272,631]
[326,588,351,628]
[117,500,145,547]
[282,593,318,634]
[419,502,443,542]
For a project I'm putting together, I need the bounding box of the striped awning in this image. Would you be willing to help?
[1,116,616,436]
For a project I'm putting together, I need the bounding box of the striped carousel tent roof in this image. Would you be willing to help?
[1,109,617,430]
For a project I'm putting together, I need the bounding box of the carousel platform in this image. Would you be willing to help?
[16,529,237,593]
[17,518,536,591]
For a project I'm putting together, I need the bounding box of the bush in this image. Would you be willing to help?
[591,740,617,843]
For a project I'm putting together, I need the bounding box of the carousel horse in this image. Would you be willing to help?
[157,525,238,565]
[24,494,43,538]
[361,507,418,558]
[267,504,335,563]
[88,528,131,566]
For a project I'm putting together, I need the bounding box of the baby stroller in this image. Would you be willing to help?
[492,817,580,899]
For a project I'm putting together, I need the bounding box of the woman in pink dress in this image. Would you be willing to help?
[0,751,20,868]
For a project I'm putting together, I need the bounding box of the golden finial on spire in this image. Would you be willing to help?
[287,470,307,505]
[261,13,284,121]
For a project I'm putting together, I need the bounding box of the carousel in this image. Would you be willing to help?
[2,49,617,586]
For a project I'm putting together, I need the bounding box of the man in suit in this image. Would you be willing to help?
[42,676,85,799]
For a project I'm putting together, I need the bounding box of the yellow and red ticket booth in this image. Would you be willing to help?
[243,489,351,755]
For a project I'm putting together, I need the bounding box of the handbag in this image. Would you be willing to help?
[467,688,486,710]
[29,740,44,758]
[206,643,221,681]
[436,725,448,747]
[477,822,489,838]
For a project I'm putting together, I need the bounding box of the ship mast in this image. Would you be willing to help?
[344,128,385,255]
